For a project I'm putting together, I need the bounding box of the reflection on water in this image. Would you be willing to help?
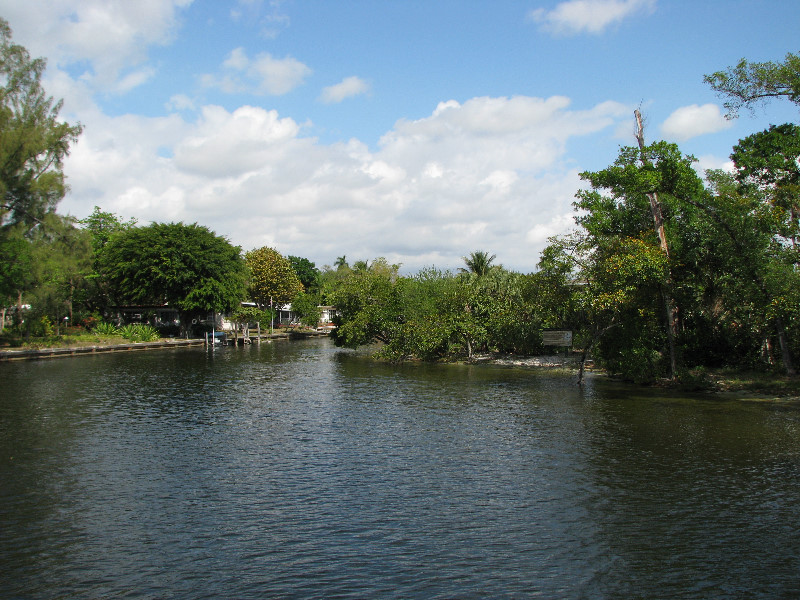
[1,338,799,598]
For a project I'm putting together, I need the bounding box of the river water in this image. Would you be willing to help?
[1,337,799,599]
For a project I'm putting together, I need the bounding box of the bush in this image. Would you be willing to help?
[119,323,160,342]
[93,322,120,336]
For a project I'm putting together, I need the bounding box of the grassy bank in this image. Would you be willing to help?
[0,328,146,350]
[682,367,800,398]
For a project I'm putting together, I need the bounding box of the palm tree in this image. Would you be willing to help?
[459,250,496,277]
[334,255,348,270]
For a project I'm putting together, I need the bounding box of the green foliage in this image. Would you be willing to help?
[0,20,82,314]
[230,305,266,325]
[329,259,544,361]
[547,125,800,379]
[37,315,54,337]
[0,227,31,302]
[118,323,160,342]
[229,305,273,335]
[291,291,321,327]
[80,206,137,255]
[93,321,120,336]
[99,222,247,336]
[731,124,800,244]
[0,18,83,234]
[245,246,304,308]
[459,250,497,277]
[704,52,800,118]
[288,255,320,292]
[79,206,138,313]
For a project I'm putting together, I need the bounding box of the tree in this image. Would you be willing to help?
[26,214,91,328]
[334,255,349,270]
[576,132,705,380]
[80,206,137,313]
[0,228,30,331]
[0,18,82,313]
[329,257,401,351]
[459,250,497,277]
[329,258,542,361]
[704,52,800,118]
[288,255,320,292]
[731,124,800,247]
[291,291,321,328]
[81,206,137,256]
[0,18,82,233]
[692,170,797,375]
[245,246,304,309]
[99,222,247,337]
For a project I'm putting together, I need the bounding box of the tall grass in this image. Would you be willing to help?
[93,322,120,336]
[93,322,160,342]
[118,324,160,342]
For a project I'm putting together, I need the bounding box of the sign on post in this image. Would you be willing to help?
[542,330,573,347]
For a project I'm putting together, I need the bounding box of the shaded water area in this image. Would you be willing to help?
[1,337,799,599]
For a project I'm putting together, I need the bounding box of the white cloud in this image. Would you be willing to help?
[206,47,312,95]
[526,212,576,244]
[319,76,371,104]
[0,0,192,91]
[695,154,735,176]
[173,105,303,177]
[166,94,196,112]
[113,67,157,95]
[529,0,656,35]
[660,104,732,141]
[60,95,627,273]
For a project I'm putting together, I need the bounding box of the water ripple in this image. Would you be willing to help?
[1,340,799,598]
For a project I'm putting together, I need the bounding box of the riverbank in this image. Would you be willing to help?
[0,338,205,361]
[0,329,331,361]
[470,352,800,400]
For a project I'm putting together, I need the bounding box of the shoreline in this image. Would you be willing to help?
[0,330,332,362]
[0,338,205,361]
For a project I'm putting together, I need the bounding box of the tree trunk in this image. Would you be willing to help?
[775,316,797,376]
[577,318,617,385]
[634,109,679,380]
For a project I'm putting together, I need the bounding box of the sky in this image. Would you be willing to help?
[1,0,798,273]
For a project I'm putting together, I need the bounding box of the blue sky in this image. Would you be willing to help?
[2,0,798,272]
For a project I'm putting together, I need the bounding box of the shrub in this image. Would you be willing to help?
[119,323,160,342]
[93,322,120,336]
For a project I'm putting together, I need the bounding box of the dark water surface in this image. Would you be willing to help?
[1,337,799,599]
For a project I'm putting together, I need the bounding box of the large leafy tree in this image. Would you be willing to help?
[694,170,798,375]
[80,206,137,313]
[0,18,82,310]
[99,222,247,336]
[549,131,799,378]
[0,228,30,330]
[20,214,91,330]
[575,137,705,380]
[245,246,304,309]
[329,257,401,351]
[731,123,800,247]
[0,18,82,233]
[704,51,800,118]
[287,255,320,292]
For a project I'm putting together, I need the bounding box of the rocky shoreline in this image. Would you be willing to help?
[471,353,590,368]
